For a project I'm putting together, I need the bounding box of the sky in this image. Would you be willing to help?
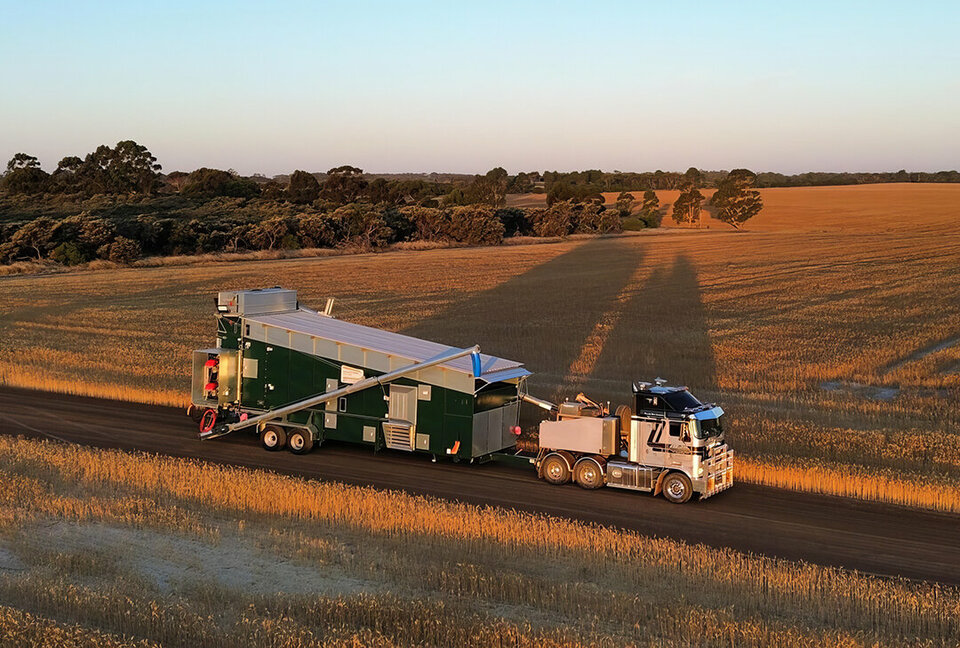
[1,1,957,176]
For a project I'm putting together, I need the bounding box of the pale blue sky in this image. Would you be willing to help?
[1,1,957,175]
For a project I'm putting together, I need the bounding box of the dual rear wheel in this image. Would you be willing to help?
[260,425,315,454]
[541,453,605,489]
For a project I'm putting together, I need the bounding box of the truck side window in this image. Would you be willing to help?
[669,421,682,437]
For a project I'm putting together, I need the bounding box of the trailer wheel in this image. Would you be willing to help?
[287,428,314,455]
[662,472,693,504]
[574,457,605,489]
[541,453,571,485]
[260,425,286,451]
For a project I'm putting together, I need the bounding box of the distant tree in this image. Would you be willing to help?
[446,205,505,245]
[322,165,367,203]
[107,236,142,264]
[6,153,41,172]
[640,189,659,214]
[2,152,49,194]
[672,187,704,226]
[249,216,289,249]
[77,140,161,194]
[507,171,534,194]
[530,201,574,237]
[78,217,117,253]
[334,203,392,250]
[577,204,622,234]
[49,242,86,266]
[710,169,762,230]
[366,178,391,204]
[287,170,321,204]
[181,168,259,198]
[260,181,284,200]
[48,156,85,192]
[166,171,189,192]
[182,168,233,195]
[637,190,662,228]
[296,213,342,248]
[9,217,58,260]
[55,156,83,174]
[441,187,467,207]
[465,167,509,207]
[493,207,529,236]
[682,167,703,189]
[615,191,636,218]
[402,205,448,241]
[382,207,416,242]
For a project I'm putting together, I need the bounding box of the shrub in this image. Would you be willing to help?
[529,201,574,237]
[106,236,142,264]
[446,205,504,245]
[50,242,89,266]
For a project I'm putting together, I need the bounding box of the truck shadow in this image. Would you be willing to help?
[401,237,645,398]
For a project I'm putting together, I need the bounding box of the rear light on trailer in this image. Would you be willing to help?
[511,425,522,436]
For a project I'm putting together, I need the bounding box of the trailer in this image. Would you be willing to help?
[190,288,733,502]
[190,288,529,461]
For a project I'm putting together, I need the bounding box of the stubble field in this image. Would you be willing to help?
[1,435,958,647]
[1,183,959,510]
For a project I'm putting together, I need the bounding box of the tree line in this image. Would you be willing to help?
[0,140,777,266]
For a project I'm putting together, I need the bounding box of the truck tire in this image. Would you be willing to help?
[260,425,286,451]
[662,472,693,504]
[541,453,571,485]
[287,428,315,455]
[574,457,605,489]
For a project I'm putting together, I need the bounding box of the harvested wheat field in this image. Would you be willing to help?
[0,434,958,648]
[1,184,960,513]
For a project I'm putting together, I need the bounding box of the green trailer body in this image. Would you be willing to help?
[192,288,530,460]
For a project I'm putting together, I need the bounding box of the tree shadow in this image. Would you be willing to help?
[588,253,719,404]
[400,237,645,397]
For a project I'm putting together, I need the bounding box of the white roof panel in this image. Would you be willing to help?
[247,310,527,380]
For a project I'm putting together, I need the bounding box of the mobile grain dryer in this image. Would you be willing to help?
[190,288,733,503]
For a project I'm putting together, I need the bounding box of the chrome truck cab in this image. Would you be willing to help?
[535,380,734,503]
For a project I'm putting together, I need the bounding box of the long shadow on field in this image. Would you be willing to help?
[401,238,645,398]
[589,253,719,404]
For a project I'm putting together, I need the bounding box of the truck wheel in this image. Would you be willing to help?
[662,472,693,504]
[260,425,286,451]
[574,457,605,489]
[287,428,315,455]
[541,453,570,485]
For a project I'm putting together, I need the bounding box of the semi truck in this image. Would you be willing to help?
[190,288,733,503]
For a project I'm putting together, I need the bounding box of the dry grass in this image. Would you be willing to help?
[0,434,958,647]
[1,184,959,511]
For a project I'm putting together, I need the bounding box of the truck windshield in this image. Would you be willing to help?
[695,416,723,439]
[662,390,702,411]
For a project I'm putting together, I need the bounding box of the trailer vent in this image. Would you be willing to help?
[383,422,414,451]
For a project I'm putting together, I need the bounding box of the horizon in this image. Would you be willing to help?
[2,1,958,175]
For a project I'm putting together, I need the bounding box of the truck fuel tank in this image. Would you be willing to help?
[539,416,618,456]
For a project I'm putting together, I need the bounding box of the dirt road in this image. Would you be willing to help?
[2,386,958,585]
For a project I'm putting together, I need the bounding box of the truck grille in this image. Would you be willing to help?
[701,445,734,499]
